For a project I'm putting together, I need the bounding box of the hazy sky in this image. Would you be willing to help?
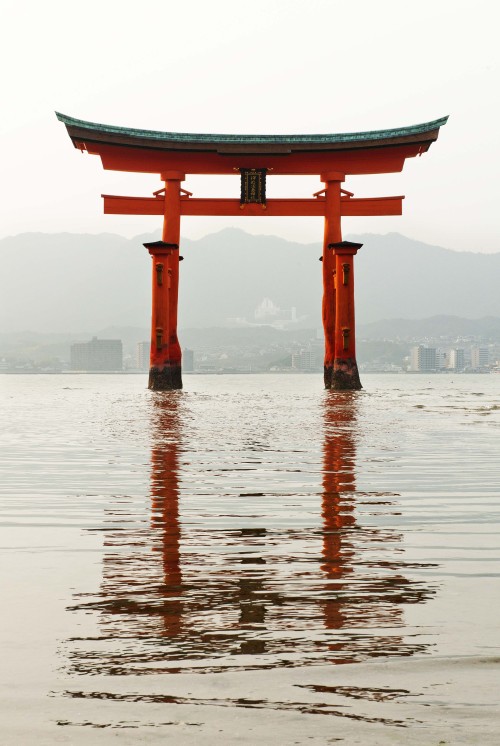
[1,0,499,251]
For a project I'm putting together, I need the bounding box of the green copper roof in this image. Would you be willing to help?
[56,112,448,146]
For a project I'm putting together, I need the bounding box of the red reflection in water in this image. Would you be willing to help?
[321,392,357,635]
[65,388,435,677]
[150,394,183,637]
[320,391,411,661]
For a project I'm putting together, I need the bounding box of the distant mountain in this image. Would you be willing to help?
[358,315,500,342]
[1,229,499,333]
[0,232,150,333]
[351,233,500,323]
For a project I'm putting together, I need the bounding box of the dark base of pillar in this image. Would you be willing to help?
[324,359,362,390]
[148,365,183,391]
[324,366,334,389]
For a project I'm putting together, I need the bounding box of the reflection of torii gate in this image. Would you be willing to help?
[57,113,447,391]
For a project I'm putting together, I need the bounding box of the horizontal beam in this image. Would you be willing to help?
[341,195,404,216]
[94,143,422,175]
[102,195,404,217]
[182,198,325,216]
[103,195,166,216]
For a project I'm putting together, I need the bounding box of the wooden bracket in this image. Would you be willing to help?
[313,188,326,198]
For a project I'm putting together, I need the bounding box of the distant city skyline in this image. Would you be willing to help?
[2,329,498,375]
[1,1,499,252]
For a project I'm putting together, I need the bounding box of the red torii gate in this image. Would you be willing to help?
[57,113,447,391]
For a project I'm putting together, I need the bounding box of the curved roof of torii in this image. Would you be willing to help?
[56,112,448,154]
[56,112,448,176]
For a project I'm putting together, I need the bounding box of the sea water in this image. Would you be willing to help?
[1,373,499,744]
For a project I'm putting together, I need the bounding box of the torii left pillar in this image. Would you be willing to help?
[144,171,184,390]
[329,240,363,391]
[322,170,362,391]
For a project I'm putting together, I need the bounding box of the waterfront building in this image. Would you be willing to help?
[436,349,449,370]
[136,341,150,371]
[70,337,123,371]
[292,347,322,371]
[449,348,465,371]
[410,345,437,372]
[471,347,489,370]
[183,348,194,372]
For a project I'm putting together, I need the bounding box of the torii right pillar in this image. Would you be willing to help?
[322,172,362,391]
[144,171,184,391]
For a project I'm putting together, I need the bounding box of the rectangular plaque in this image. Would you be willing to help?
[240,168,267,205]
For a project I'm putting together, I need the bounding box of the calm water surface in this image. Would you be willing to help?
[1,373,499,744]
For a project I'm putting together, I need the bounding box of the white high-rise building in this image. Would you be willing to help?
[136,341,150,371]
[471,347,489,369]
[449,348,465,371]
[410,346,437,372]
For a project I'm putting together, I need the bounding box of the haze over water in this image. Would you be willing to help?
[1,373,499,744]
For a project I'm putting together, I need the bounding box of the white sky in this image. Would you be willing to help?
[1,0,499,251]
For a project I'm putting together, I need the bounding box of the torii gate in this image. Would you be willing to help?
[57,113,447,391]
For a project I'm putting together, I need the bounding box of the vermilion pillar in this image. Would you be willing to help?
[144,171,184,390]
[329,241,363,390]
[321,172,344,389]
